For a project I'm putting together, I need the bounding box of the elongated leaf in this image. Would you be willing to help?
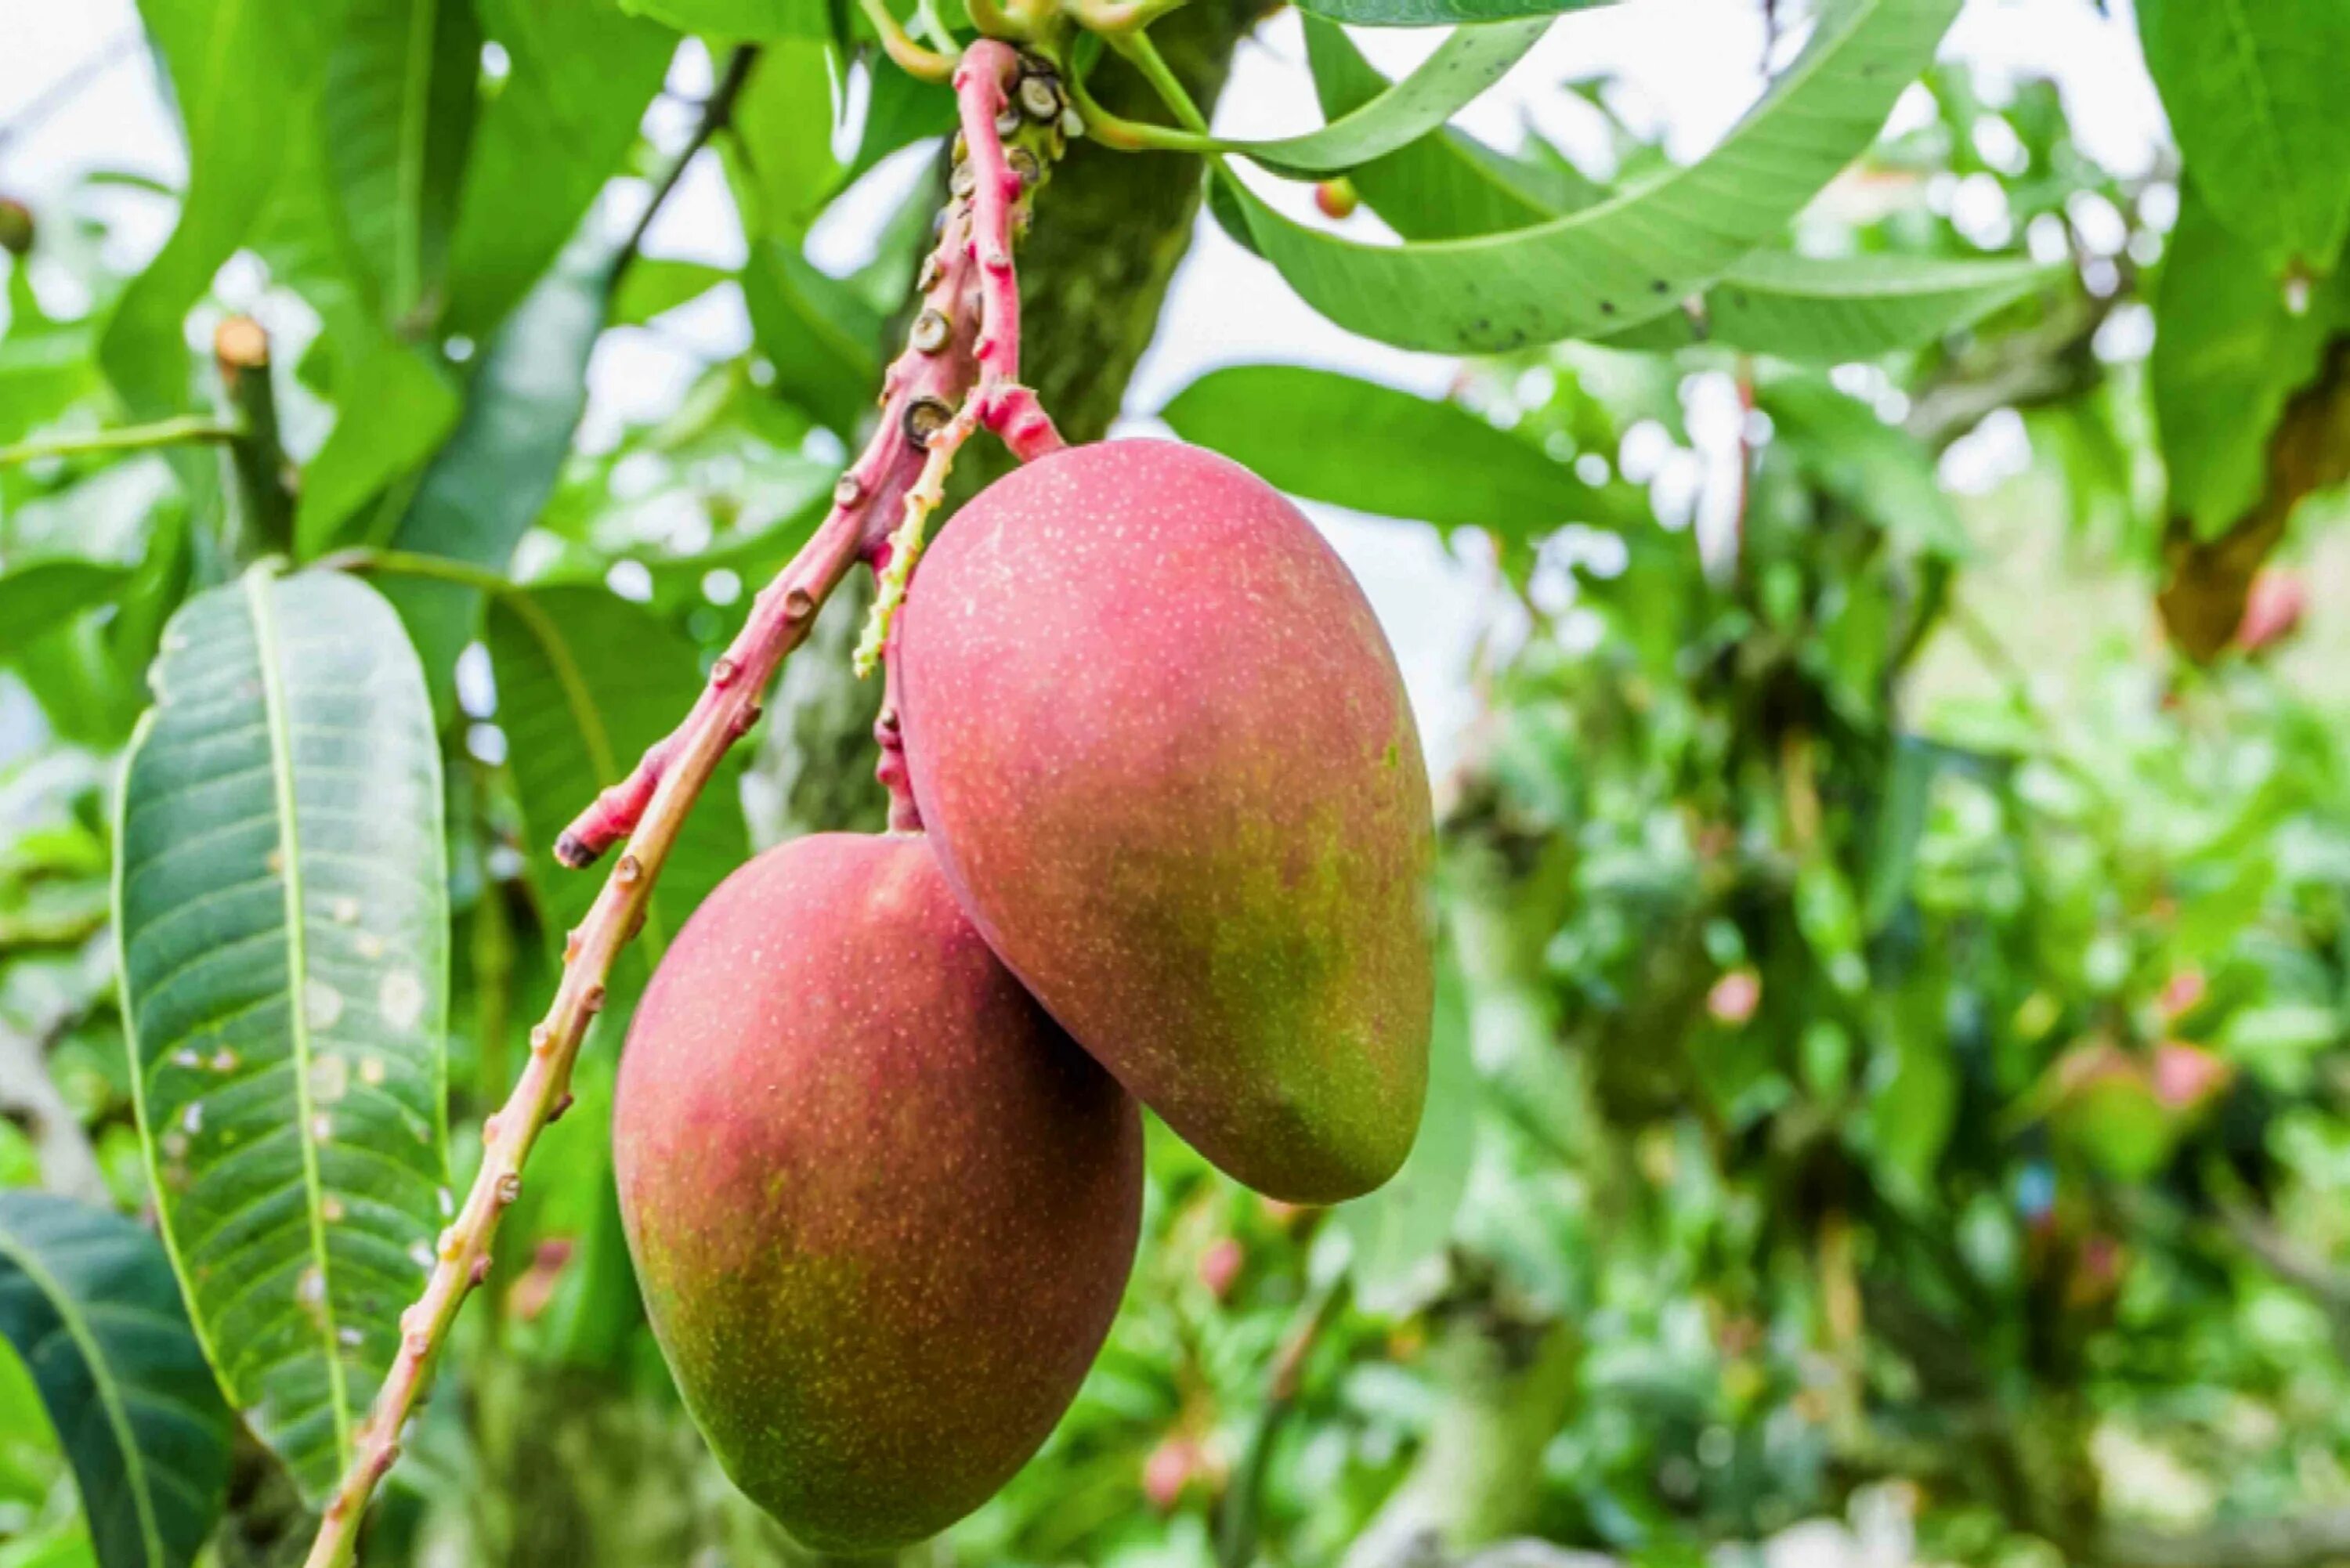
[620,0,827,34]
[0,562,134,661]
[0,1192,233,1568]
[1223,0,1961,352]
[386,229,615,703]
[743,242,883,436]
[115,568,449,1502]
[1213,20,1551,176]
[101,0,334,417]
[324,0,483,327]
[612,258,731,327]
[1306,16,1585,239]
[1597,249,2056,360]
[1296,0,1605,27]
[443,0,673,335]
[2152,190,2345,540]
[293,341,461,557]
[728,43,844,243]
[483,586,752,1008]
[2138,0,2350,279]
[1161,364,1632,536]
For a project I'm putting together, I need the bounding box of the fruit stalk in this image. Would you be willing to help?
[300,43,1061,1566]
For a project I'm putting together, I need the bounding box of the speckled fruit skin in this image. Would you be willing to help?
[613,833,1142,1553]
[898,439,1435,1204]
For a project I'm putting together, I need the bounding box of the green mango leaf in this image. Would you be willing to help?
[1759,375,1967,556]
[0,563,135,662]
[743,243,883,437]
[1292,0,1604,27]
[443,0,674,335]
[2151,190,2345,540]
[2138,0,2350,279]
[482,585,753,1010]
[1160,363,1634,536]
[115,568,449,1502]
[620,0,828,35]
[1213,20,1552,176]
[727,43,845,243]
[1595,249,2057,362]
[1305,16,1587,239]
[386,229,615,703]
[611,258,732,327]
[843,67,959,186]
[101,0,335,417]
[324,0,483,327]
[0,1192,233,1568]
[293,341,461,558]
[1221,0,1962,351]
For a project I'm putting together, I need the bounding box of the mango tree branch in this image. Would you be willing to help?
[300,42,1066,1566]
[214,316,295,560]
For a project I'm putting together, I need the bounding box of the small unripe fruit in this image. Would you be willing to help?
[0,198,32,258]
[900,440,1434,1203]
[616,834,1142,1553]
[1314,179,1359,220]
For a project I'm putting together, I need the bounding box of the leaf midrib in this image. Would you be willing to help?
[242,569,356,1466]
[0,1218,168,1568]
[2213,0,2302,262]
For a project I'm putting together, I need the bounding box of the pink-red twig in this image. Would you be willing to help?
[303,44,1068,1568]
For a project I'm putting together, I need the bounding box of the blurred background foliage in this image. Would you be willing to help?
[8,0,2350,1565]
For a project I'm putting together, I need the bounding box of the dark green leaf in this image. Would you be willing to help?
[292,341,461,558]
[1221,0,1962,351]
[115,568,449,1502]
[844,67,957,186]
[610,258,732,327]
[2138,0,2350,278]
[619,0,828,34]
[443,0,674,335]
[1215,20,1552,176]
[1293,0,1605,28]
[2151,190,2345,540]
[1160,364,1629,536]
[386,230,614,702]
[743,242,882,436]
[102,0,334,417]
[726,42,844,242]
[0,562,135,661]
[1305,16,1585,240]
[323,0,483,327]
[1597,249,2057,361]
[483,585,752,1010]
[0,1192,233,1568]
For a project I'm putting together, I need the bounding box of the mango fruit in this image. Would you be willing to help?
[613,833,1142,1552]
[898,439,1435,1203]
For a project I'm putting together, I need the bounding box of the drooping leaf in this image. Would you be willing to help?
[323,0,484,328]
[443,0,674,335]
[0,562,135,662]
[2151,190,2345,540]
[1304,16,1585,239]
[743,242,883,437]
[483,585,753,1011]
[1596,248,2057,362]
[115,568,449,1502]
[726,42,844,243]
[2138,0,2350,280]
[1160,363,1634,536]
[611,258,732,327]
[0,1192,233,1568]
[101,0,335,417]
[1220,0,1963,352]
[385,229,616,703]
[1292,0,1605,28]
[618,0,827,34]
[292,341,461,558]
[1211,20,1551,176]
[843,66,958,186]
